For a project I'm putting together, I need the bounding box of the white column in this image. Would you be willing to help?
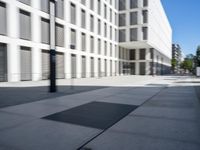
[138,27,143,41]
[137,4,143,25]
[126,0,130,13]
[7,44,20,82]
[32,0,40,43]
[86,9,90,34]
[32,48,42,81]
[108,59,111,76]
[64,18,70,78]
[7,1,20,82]
[94,37,97,54]
[76,31,81,51]
[76,6,81,51]
[115,60,118,76]
[146,61,150,75]
[86,56,90,78]
[64,0,71,78]
[7,1,18,39]
[94,9,97,35]
[146,48,150,60]
[136,62,139,75]
[145,49,150,75]
[32,0,40,10]
[138,0,143,8]
[65,51,71,79]
[102,58,105,77]
[94,57,98,77]
[126,0,130,42]
[100,58,103,77]
[105,59,108,76]
[32,0,41,81]
[112,60,114,76]
[135,49,140,75]
[65,0,70,23]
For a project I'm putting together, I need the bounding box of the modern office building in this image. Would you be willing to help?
[0,0,172,82]
[172,44,183,73]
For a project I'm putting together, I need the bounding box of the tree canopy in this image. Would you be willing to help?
[171,58,177,68]
[180,53,195,72]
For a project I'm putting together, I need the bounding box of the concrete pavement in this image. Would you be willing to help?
[0,75,161,108]
[0,76,200,150]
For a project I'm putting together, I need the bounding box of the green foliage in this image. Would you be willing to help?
[171,58,177,68]
[180,59,193,72]
[180,53,195,72]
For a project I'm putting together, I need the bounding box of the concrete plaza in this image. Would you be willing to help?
[0,75,200,150]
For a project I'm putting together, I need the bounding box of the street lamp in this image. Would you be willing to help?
[49,0,57,92]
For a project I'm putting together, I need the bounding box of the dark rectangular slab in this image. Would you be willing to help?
[43,101,138,130]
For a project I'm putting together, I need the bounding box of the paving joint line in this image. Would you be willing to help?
[76,85,168,150]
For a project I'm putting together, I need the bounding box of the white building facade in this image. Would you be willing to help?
[0,0,172,82]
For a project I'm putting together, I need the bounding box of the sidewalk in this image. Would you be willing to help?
[0,76,199,150]
[0,75,163,108]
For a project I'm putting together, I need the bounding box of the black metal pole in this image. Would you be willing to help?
[49,0,56,92]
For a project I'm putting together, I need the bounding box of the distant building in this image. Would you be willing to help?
[172,44,183,73]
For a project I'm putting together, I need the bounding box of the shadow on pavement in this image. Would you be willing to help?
[0,85,108,108]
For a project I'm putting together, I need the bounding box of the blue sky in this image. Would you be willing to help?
[161,0,200,56]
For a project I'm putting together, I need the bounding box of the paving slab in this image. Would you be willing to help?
[0,145,16,150]
[0,112,35,131]
[155,93,196,98]
[0,119,101,150]
[115,93,156,99]
[109,116,200,144]
[63,92,109,100]
[131,106,197,121]
[36,97,93,108]
[99,95,149,106]
[144,99,195,109]
[0,76,200,150]
[81,87,132,97]
[83,130,200,150]
[0,102,69,118]
[122,87,163,94]
[163,88,194,94]
[0,85,107,108]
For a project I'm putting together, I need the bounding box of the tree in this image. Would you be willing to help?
[196,45,200,66]
[171,58,177,67]
[171,58,177,69]
[171,58,178,73]
[180,60,193,72]
[180,54,195,73]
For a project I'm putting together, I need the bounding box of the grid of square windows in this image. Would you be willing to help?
[6,0,122,59]
[1,0,172,79]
